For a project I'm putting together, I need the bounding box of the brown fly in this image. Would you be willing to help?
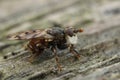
[6,26,83,71]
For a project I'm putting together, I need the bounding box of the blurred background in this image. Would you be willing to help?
[0,0,120,80]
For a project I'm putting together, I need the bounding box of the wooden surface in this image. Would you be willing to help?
[0,0,120,80]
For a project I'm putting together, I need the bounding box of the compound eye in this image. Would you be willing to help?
[65,28,74,37]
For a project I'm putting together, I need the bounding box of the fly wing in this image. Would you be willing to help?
[7,29,53,40]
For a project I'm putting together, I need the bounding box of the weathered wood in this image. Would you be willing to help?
[0,0,120,80]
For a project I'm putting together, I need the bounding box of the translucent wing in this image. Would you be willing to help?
[7,29,53,40]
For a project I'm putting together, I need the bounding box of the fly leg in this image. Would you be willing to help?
[69,44,80,59]
[26,44,36,62]
[52,46,62,72]
[27,43,42,62]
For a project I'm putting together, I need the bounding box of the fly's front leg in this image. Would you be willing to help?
[52,46,62,72]
[26,44,35,62]
[26,43,40,62]
[27,43,35,54]
[69,44,80,59]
